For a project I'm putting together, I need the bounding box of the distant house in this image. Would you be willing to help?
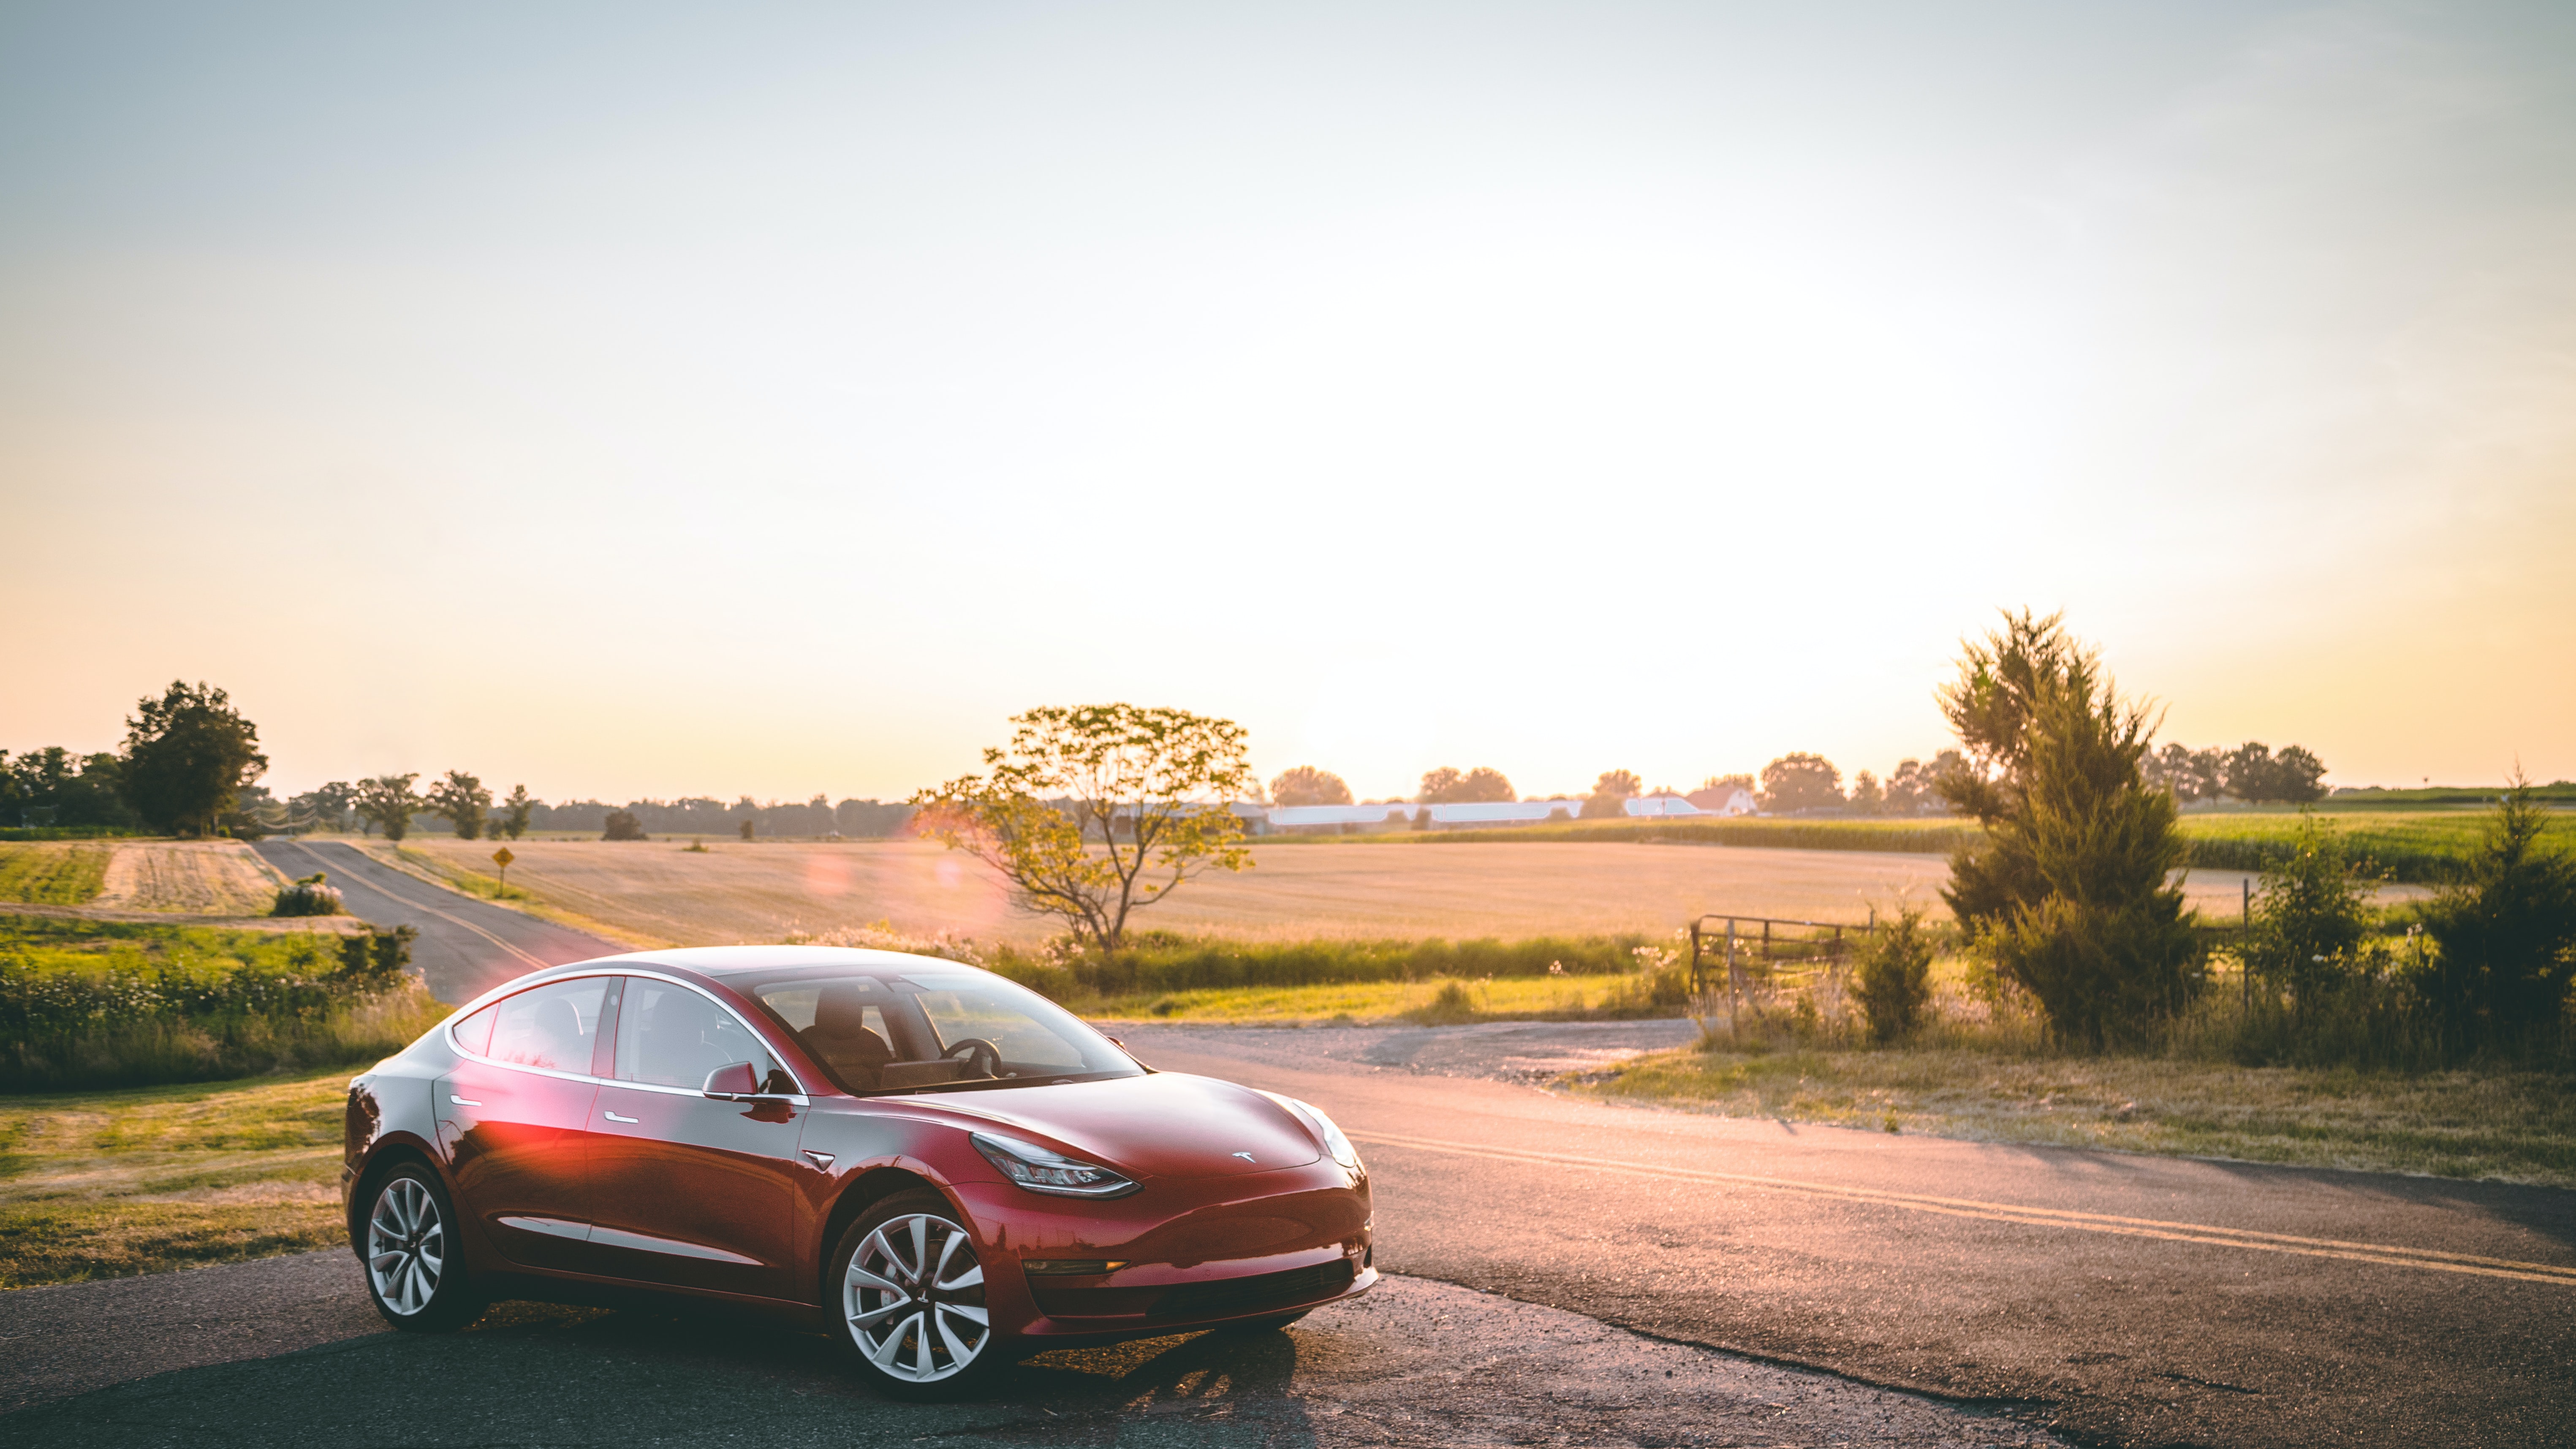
[1620,795,1706,818]
[1683,786,1756,817]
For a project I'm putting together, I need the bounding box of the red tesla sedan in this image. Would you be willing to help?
[341,946,1374,1396]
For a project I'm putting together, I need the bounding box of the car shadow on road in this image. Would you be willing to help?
[3,1297,1323,1449]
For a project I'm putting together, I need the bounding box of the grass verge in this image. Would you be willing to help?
[0,1067,351,1288]
[1578,1044,2576,1188]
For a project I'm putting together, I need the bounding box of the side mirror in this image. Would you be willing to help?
[703,1061,759,1099]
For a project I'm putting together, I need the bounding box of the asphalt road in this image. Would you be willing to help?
[252,839,625,1003]
[0,1255,2058,1447]
[1116,1024,2576,1449]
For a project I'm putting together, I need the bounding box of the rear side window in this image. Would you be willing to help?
[451,1003,497,1056]
[481,977,610,1073]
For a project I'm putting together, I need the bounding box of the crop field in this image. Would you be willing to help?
[383,837,2356,949]
[0,843,111,905]
[89,842,285,916]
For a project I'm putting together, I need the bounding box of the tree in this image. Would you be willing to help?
[1883,759,1937,815]
[1416,767,1515,804]
[2411,775,2576,1052]
[498,785,533,840]
[4,747,137,828]
[1848,770,1885,814]
[1758,754,1842,814]
[2269,745,2330,803]
[353,775,423,842]
[2242,811,2378,1013]
[913,704,1255,954]
[1700,772,1755,797]
[1270,766,1353,807]
[1937,610,2199,1047]
[426,771,491,841]
[291,782,356,833]
[603,809,648,841]
[1593,769,1641,800]
[739,817,756,840]
[118,680,268,837]
[1855,907,1937,1043]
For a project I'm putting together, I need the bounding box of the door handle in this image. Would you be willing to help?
[448,1096,482,1106]
[604,1110,639,1124]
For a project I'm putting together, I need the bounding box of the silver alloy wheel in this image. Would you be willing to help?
[367,1176,446,1317]
[845,1213,989,1382]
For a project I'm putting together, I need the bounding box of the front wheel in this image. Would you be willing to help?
[831,1191,1007,1400]
[361,1163,481,1331]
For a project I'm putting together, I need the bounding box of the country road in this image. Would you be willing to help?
[8,858,2573,1445]
[251,840,625,1003]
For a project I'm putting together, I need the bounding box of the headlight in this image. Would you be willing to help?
[1264,1093,1363,1172]
[970,1132,1138,1198]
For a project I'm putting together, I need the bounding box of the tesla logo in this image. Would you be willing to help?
[1233,1151,1256,1162]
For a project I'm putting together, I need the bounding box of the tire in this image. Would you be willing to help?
[1213,1309,1311,1335]
[360,1162,482,1332]
[829,1190,1008,1400]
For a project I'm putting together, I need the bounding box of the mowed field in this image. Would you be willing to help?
[0,841,285,917]
[381,837,2342,948]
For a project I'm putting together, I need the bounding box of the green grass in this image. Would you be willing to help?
[1,913,446,1092]
[1249,807,2565,886]
[0,1066,352,1287]
[0,843,111,905]
[1580,1044,2576,1187]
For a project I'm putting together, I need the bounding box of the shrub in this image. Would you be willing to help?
[2239,811,2378,1012]
[270,872,344,918]
[0,919,438,1090]
[2410,779,2576,1053]
[1854,908,1936,1043]
[602,810,647,841]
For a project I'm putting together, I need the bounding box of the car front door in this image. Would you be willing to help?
[584,975,809,1300]
[435,974,614,1272]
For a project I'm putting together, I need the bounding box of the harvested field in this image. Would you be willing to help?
[91,843,285,916]
[384,837,2354,948]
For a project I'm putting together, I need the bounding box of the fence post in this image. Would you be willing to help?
[2242,877,2252,1012]
[1689,920,1704,996]
[1727,918,1743,1046]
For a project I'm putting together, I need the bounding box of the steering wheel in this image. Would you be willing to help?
[943,1037,1003,1079]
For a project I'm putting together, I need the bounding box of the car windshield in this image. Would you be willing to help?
[742,965,1141,1095]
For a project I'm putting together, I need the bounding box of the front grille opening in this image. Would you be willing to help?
[1154,1257,1356,1320]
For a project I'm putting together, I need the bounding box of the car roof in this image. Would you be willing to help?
[560,944,984,979]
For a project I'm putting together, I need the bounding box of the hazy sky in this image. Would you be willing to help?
[4,1,2571,802]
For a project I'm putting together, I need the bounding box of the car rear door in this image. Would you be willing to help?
[436,975,614,1272]
[582,975,809,1301]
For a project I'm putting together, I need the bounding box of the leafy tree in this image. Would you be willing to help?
[4,747,138,828]
[603,810,648,841]
[1417,767,1516,804]
[1854,907,1937,1043]
[913,704,1255,954]
[353,775,423,842]
[426,771,491,841]
[498,785,533,840]
[2268,745,2330,803]
[291,782,356,832]
[1848,770,1885,815]
[118,681,268,837]
[1699,772,1755,797]
[1593,769,1641,800]
[2242,811,2378,1012]
[1758,753,1842,813]
[2144,742,2223,803]
[739,817,756,840]
[1937,611,2199,1047]
[1270,766,1353,807]
[2411,775,2576,1052]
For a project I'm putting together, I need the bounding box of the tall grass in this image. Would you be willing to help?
[0,916,444,1091]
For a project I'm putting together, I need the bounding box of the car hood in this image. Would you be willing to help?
[919,1072,1323,1180]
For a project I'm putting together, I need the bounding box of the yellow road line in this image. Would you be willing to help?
[1348,1130,2576,1287]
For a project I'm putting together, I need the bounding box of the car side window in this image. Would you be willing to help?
[482,977,610,1073]
[614,979,783,1090]
[452,1003,497,1056]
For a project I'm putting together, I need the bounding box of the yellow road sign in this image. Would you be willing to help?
[491,847,516,869]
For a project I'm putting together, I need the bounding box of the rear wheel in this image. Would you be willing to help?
[831,1191,1006,1400]
[361,1163,481,1331]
